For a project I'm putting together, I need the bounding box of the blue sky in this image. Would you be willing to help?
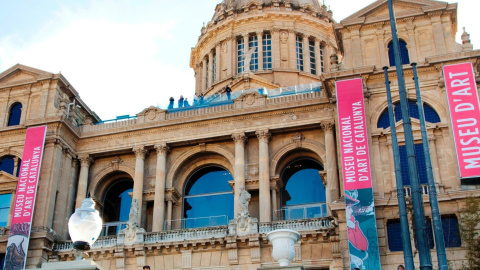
[0,0,477,120]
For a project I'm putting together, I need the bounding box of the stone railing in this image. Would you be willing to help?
[259,217,335,234]
[55,235,118,252]
[145,226,228,243]
[403,184,430,197]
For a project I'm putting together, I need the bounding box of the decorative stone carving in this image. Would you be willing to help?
[280,31,288,44]
[255,129,271,143]
[155,143,170,156]
[111,156,123,171]
[291,132,305,147]
[181,250,192,269]
[133,146,148,160]
[118,199,145,245]
[232,133,247,145]
[231,188,258,236]
[320,121,335,133]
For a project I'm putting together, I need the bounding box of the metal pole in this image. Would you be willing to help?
[387,0,432,269]
[411,63,449,270]
[383,67,415,270]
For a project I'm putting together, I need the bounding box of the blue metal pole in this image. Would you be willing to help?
[411,63,449,270]
[384,67,415,270]
[387,1,432,269]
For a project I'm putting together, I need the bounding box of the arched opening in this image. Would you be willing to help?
[279,158,326,220]
[0,155,20,177]
[388,40,410,66]
[101,178,133,235]
[182,166,233,228]
[376,101,441,187]
[7,103,22,126]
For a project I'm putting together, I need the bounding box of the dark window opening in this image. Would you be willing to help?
[388,40,410,66]
[7,103,22,126]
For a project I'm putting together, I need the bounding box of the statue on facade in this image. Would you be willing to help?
[119,199,144,243]
[243,47,257,73]
[234,188,257,234]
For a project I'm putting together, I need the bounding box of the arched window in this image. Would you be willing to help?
[388,40,410,66]
[377,101,440,186]
[279,158,326,220]
[296,36,304,71]
[205,58,209,89]
[7,103,22,126]
[183,166,233,228]
[377,101,440,129]
[263,33,272,70]
[102,179,133,235]
[0,156,15,175]
[0,193,12,227]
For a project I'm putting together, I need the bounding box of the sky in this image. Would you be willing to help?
[0,0,478,120]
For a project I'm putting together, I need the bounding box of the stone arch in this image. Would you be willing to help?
[270,139,326,176]
[167,144,234,189]
[88,165,135,200]
[370,94,446,130]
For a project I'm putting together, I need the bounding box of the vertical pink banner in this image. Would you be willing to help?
[443,62,480,179]
[336,78,372,190]
[4,126,47,270]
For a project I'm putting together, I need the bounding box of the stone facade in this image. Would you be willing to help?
[0,0,479,269]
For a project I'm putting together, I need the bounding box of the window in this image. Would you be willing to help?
[0,156,15,176]
[319,43,325,73]
[399,144,428,186]
[377,101,440,129]
[102,179,133,235]
[0,194,12,227]
[249,35,258,72]
[387,219,402,251]
[0,253,4,270]
[212,53,217,82]
[7,103,22,126]
[263,33,272,70]
[388,40,410,66]
[183,166,233,228]
[237,38,245,74]
[309,40,316,75]
[296,36,304,71]
[387,218,434,251]
[205,59,209,89]
[279,158,326,220]
[442,214,462,247]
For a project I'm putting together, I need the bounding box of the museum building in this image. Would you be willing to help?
[0,0,479,269]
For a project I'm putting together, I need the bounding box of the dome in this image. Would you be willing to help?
[222,0,322,10]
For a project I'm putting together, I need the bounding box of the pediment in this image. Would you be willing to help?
[0,64,53,85]
[384,118,437,134]
[229,73,282,92]
[0,171,17,184]
[341,0,448,24]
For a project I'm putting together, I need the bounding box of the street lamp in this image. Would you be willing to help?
[68,193,103,260]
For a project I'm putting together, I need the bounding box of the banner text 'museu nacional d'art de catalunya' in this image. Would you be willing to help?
[4,126,47,270]
[336,78,381,270]
[443,62,480,179]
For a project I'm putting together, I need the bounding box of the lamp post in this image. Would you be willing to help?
[68,193,103,260]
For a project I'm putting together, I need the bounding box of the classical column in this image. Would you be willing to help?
[289,31,297,70]
[386,138,395,193]
[272,29,281,69]
[232,133,247,217]
[215,43,221,82]
[257,32,264,71]
[152,143,170,232]
[321,122,339,203]
[202,58,207,92]
[256,129,271,222]
[133,146,147,225]
[429,137,442,185]
[208,51,214,88]
[376,29,387,67]
[270,177,281,219]
[303,35,311,74]
[314,39,321,75]
[165,188,179,229]
[75,154,93,208]
[406,23,418,63]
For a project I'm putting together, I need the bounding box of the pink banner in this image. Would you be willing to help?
[4,126,47,270]
[336,78,372,190]
[443,62,480,178]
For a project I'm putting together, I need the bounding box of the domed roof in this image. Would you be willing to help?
[222,0,322,10]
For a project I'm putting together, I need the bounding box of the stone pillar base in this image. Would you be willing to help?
[258,266,305,270]
[39,260,104,270]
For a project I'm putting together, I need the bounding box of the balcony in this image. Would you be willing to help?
[273,203,327,221]
[164,215,230,230]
